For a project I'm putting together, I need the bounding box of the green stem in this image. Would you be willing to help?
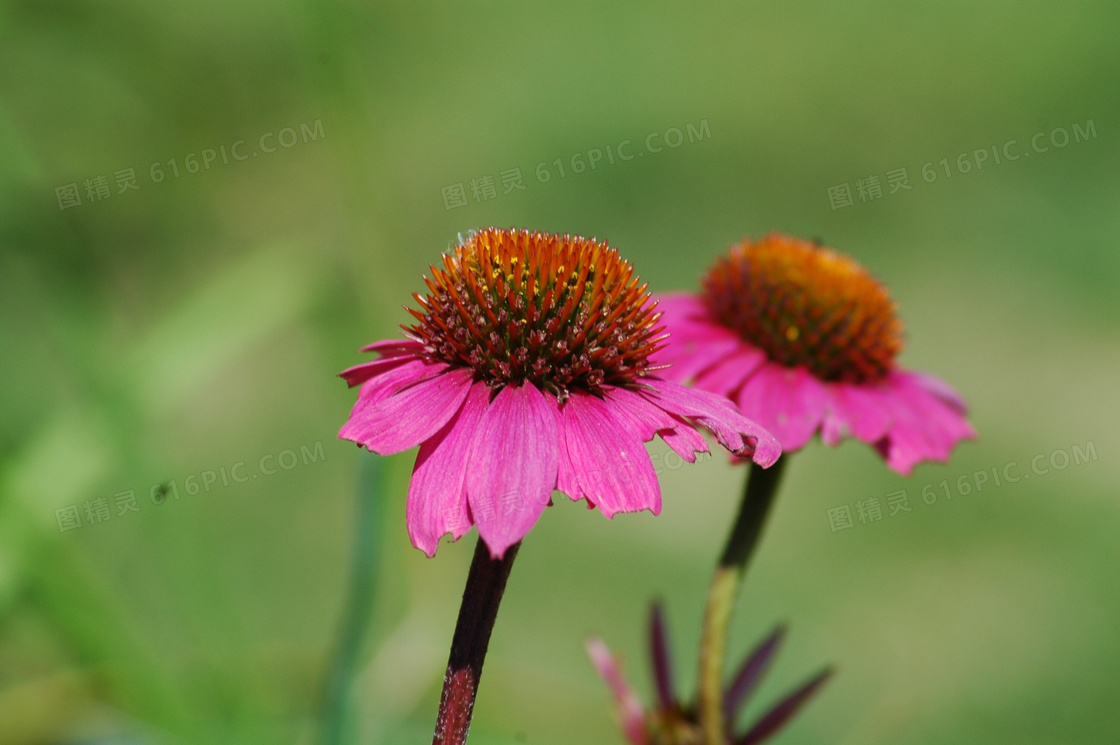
[698,458,787,745]
[432,538,521,745]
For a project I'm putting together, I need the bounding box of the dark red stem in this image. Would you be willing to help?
[432,538,520,745]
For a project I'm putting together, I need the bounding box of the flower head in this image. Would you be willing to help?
[654,233,975,474]
[340,228,781,558]
[588,603,832,745]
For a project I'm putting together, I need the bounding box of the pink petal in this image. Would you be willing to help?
[658,413,713,461]
[465,383,559,559]
[604,386,678,439]
[556,391,661,517]
[605,386,708,462]
[907,370,970,415]
[358,338,426,356]
[339,354,418,387]
[654,292,734,342]
[651,294,744,382]
[642,380,782,467]
[354,357,448,409]
[653,335,743,383]
[653,291,707,322]
[693,345,768,398]
[736,363,829,452]
[897,374,976,447]
[586,638,648,745]
[406,383,490,557]
[339,367,473,454]
[876,372,976,475]
[820,381,892,447]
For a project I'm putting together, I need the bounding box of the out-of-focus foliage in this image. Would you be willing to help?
[1,1,1118,744]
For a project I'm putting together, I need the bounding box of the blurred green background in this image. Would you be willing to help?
[1,1,1118,744]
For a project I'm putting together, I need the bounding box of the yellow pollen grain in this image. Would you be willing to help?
[786,326,800,341]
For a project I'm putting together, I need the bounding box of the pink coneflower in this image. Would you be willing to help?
[339,228,782,745]
[339,228,780,560]
[651,234,974,744]
[653,233,974,474]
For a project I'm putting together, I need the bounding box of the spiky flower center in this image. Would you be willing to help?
[701,233,903,383]
[407,228,664,397]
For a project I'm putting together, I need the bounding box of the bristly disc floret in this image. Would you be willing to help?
[701,233,904,384]
[407,228,665,399]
